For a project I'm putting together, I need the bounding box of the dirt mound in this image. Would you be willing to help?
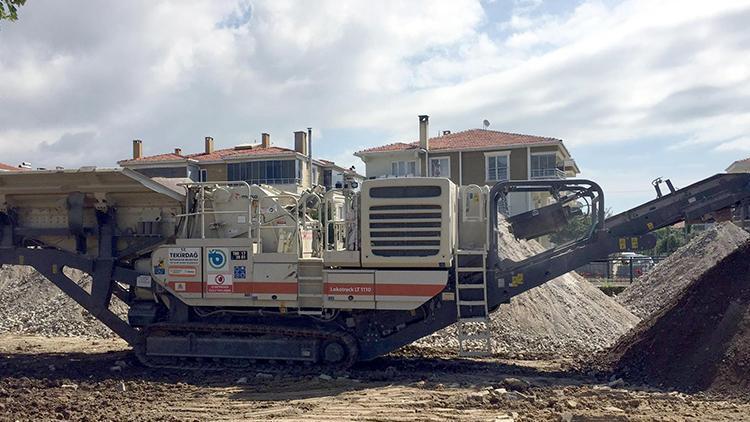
[603,242,750,396]
[0,265,126,338]
[416,222,640,358]
[617,221,749,319]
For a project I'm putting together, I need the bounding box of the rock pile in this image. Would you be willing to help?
[617,221,750,319]
[0,265,125,338]
[602,239,750,395]
[416,222,640,358]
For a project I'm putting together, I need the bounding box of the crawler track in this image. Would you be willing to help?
[134,322,359,371]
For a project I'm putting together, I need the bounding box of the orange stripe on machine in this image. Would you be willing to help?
[226,281,297,294]
[374,270,448,299]
[323,282,444,297]
[167,280,298,295]
[375,283,445,297]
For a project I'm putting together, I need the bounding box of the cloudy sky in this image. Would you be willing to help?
[1,0,749,212]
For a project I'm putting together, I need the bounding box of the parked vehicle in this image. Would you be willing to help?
[612,252,655,278]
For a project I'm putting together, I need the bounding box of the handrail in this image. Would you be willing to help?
[323,189,345,252]
[530,168,566,179]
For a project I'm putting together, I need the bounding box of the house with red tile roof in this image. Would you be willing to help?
[119,132,363,193]
[0,162,22,172]
[727,157,750,173]
[354,115,579,215]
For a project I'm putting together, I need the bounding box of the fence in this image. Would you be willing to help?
[576,256,667,283]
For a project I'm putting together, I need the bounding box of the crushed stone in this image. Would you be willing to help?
[617,221,750,319]
[416,221,640,358]
[0,265,126,338]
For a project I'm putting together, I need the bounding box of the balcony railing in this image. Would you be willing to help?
[530,168,566,179]
[246,178,301,185]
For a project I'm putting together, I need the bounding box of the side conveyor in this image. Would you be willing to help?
[486,173,750,308]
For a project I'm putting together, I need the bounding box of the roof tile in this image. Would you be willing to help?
[0,162,22,171]
[119,146,297,166]
[187,146,295,162]
[356,129,560,154]
[118,153,186,166]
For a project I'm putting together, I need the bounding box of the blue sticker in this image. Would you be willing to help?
[234,265,247,279]
[207,249,227,269]
[154,266,165,275]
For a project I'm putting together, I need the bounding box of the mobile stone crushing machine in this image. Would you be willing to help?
[1,165,749,368]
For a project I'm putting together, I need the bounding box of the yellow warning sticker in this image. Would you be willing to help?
[631,237,639,249]
[619,238,627,250]
[511,273,524,287]
[647,222,654,230]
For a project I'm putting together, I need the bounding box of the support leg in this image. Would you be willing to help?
[37,266,140,345]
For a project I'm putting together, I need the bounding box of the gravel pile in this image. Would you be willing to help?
[602,241,750,395]
[0,265,126,338]
[416,221,640,359]
[617,222,750,319]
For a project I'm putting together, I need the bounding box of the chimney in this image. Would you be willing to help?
[294,131,307,156]
[174,147,182,156]
[204,136,214,154]
[261,133,271,148]
[132,139,143,159]
[419,115,429,150]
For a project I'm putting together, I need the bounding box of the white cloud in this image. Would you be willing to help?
[0,0,748,183]
[715,136,750,152]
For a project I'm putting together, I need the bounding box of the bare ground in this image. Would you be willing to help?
[1,335,748,422]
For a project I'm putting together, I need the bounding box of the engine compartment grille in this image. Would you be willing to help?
[368,204,443,257]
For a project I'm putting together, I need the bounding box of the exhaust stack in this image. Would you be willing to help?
[419,115,429,150]
[132,140,143,159]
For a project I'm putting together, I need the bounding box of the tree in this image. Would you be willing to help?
[549,205,613,245]
[549,213,592,245]
[646,225,688,256]
[0,0,26,22]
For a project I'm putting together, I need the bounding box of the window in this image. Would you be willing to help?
[199,169,208,182]
[391,160,417,177]
[485,153,509,182]
[530,153,560,179]
[429,157,450,178]
[227,160,299,185]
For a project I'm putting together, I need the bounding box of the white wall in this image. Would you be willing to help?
[362,151,420,178]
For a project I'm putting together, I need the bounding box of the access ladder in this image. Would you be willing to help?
[454,249,493,357]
